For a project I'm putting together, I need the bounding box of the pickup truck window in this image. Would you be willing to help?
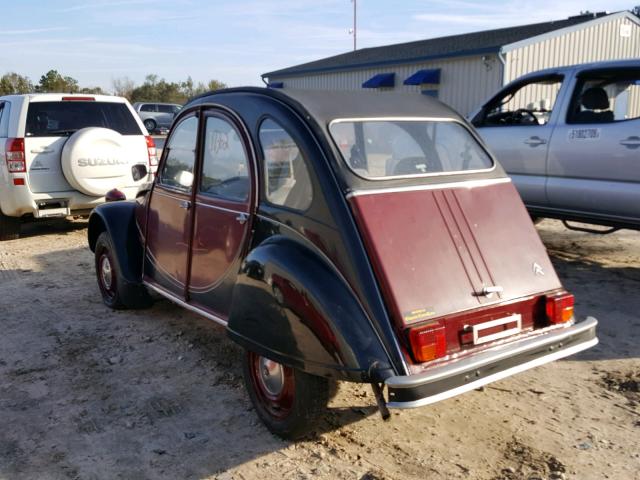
[259,118,313,211]
[159,115,198,191]
[474,75,563,127]
[200,116,250,201]
[330,119,492,179]
[568,71,640,124]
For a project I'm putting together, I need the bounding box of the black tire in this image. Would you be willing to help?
[243,350,330,440]
[0,210,20,241]
[143,119,157,133]
[94,231,152,309]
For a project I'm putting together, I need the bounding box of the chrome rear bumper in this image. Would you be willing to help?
[385,317,598,408]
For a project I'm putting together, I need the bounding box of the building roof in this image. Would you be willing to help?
[263,12,611,79]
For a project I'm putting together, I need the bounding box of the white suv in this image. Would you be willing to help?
[0,93,158,240]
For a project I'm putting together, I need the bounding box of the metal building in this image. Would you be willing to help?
[262,11,640,116]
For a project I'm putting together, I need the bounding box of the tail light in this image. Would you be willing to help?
[408,322,447,363]
[5,138,26,172]
[546,292,574,324]
[145,135,158,166]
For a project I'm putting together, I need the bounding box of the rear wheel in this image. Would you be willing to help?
[143,119,157,133]
[243,350,330,439]
[0,211,20,241]
[95,231,151,309]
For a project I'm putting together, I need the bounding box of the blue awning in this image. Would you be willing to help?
[268,81,284,89]
[404,69,441,85]
[362,73,395,89]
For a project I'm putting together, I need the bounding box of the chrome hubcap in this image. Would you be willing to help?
[100,255,113,290]
[258,357,285,396]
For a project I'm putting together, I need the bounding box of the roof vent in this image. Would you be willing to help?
[568,11,608,19]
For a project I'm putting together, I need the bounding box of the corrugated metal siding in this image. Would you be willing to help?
[504,16,640,82]
[273,55,504,116]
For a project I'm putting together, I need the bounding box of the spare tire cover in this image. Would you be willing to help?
[61,127,132,197]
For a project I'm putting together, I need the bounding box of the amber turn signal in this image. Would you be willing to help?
[408,322,447,363]
[545,292,574,324]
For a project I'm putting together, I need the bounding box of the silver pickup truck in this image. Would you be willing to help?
[471,59,640,231]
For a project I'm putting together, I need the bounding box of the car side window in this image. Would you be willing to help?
[259,118,313,211]
[0,102,7,137]
[140,104,156,112]
[159,116,198,191]
[158,105,174,114]
[474,75,563,127]
[567,70,640,124]
[199,116,250,202]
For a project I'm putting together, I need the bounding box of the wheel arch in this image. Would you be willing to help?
[227,235,395,383]
[87,201,144,285]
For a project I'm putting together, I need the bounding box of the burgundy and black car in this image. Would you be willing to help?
[88,87,598,439]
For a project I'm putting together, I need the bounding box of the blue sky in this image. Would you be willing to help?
[0,0,636,91]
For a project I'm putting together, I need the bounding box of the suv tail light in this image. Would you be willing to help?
[145,135,158,166]
[6,138,26,172]
[546,292,574,324]
[408,322,447,363]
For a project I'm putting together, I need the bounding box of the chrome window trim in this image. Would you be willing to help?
[345,177,511,198]
[328,117,496,181]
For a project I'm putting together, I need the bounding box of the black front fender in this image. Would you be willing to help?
[88,201,144,285]
[227,235,395,383]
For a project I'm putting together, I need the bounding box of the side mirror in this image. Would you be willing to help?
[132,164,148,182]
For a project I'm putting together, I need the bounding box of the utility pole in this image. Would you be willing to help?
[351,0,357,51]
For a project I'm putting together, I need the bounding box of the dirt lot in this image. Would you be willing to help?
[1,219,638,480]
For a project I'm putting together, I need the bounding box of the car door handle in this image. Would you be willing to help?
[620,136,640,149]
[235,213,248,225]
[30,147,54,154]
[179,200,191,210]
[524,136,547,147]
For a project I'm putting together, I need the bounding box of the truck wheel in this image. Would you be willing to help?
[0,211,20,241]
[143,119,156,133]
[243,350,330,439]
[95,231,151,309]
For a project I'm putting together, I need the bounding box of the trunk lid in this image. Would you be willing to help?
[349,180,562,340]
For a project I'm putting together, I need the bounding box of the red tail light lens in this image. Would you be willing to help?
[6,138,26,172]
[62,96,95,101]
[408,322,447,363]
[145,135,158,166]
[546,292,574,324]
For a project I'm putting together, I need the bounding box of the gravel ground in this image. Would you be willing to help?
[0,218,638,480]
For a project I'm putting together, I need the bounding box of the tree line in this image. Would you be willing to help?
[0,70,227,104]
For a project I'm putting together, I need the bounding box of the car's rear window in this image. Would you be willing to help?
[25,101,142,137]
[329,119,493,179]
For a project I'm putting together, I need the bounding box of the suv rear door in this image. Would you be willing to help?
[546,67,640,223]
[23,97,147,194]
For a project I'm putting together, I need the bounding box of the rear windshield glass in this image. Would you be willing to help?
[329,120,493,179]
[26,101,142,137]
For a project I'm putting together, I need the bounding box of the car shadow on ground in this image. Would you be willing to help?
[17,217,88,240]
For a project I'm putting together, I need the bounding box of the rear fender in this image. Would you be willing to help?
[227,235,395,383]
[87,201,144,285]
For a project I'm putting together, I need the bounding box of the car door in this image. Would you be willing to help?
[547,67,640,224]
[187,110,255,318]
[472,74,566,207]
[144,113,199,297]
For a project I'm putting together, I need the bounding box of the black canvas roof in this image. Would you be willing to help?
[263,12,609,79]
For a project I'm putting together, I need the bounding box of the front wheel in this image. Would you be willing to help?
[243,350,330,439]
[143,119,157,133]
[95,231,151,309]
